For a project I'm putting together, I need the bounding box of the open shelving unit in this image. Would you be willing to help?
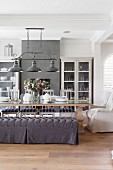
[0,56,19,98]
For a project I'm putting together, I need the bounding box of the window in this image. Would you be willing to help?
[104,55,113,90]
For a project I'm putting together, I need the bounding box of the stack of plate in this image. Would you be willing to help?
[55,96,68,102]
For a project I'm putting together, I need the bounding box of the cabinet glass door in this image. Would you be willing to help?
[63,62,75,99]
[77,62,89,102]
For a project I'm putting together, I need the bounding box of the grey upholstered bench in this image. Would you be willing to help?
[0,117,79,144]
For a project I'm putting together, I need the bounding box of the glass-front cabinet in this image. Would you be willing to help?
[77,61,91,102]
[61,57,93,103]
[61,61,75,100]
[0,57,19,99]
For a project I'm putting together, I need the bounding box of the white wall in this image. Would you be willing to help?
[92,42,113,104]
[60,38,92,57]
[101,42,113,90]
[93,43,103,103]
[101,43,113,61]
[0,39,21,57]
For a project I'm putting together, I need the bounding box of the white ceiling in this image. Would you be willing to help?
[0,0,113,15]
[0,0,113,42]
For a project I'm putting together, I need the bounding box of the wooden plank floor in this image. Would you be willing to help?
[0,129,113,170]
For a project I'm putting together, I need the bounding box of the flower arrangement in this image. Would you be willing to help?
[23,79,50,93]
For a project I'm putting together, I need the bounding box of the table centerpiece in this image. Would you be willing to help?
[23,78,50,101]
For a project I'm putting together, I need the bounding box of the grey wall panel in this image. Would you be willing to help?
[21,40,60,96]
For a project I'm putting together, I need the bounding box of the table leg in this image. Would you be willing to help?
[35,107,40,117]
[76,106,85,133]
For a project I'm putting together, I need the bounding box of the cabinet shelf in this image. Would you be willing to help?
[0,90,10,92]
[78,91,89,92]
[78,81,89,82]
[78,100,88,102]
[64,71,74,72]
[64,81,75,82]
[78,71,89,72]
[0,81,15,82]
[0,71,8,72]
[64,89,74,92]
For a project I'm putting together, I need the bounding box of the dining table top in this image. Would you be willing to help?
[0,100,92,107]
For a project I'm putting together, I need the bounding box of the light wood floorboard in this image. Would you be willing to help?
[0,129,113,170]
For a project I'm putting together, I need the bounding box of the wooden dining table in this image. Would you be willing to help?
[0,100,92,133]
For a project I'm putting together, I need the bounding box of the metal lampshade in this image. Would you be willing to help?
[47,60,59,72]
[8,60,23,72]
[27,60,41,72]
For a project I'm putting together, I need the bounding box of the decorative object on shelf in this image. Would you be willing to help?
[24,78,50,102]
[8,28,59,73]
[0,76,7,81]
[6,87,11,91]
[10,76,14,81]
[4,44,13,56]
[0,67,7,71]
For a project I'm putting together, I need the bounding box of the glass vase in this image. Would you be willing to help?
[33,91,40,102]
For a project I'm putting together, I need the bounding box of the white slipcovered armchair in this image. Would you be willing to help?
[84,91,113,133]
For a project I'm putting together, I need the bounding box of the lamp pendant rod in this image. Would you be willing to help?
[26,28,44,54]
[27,29,30,52]
[40,29,42,53]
